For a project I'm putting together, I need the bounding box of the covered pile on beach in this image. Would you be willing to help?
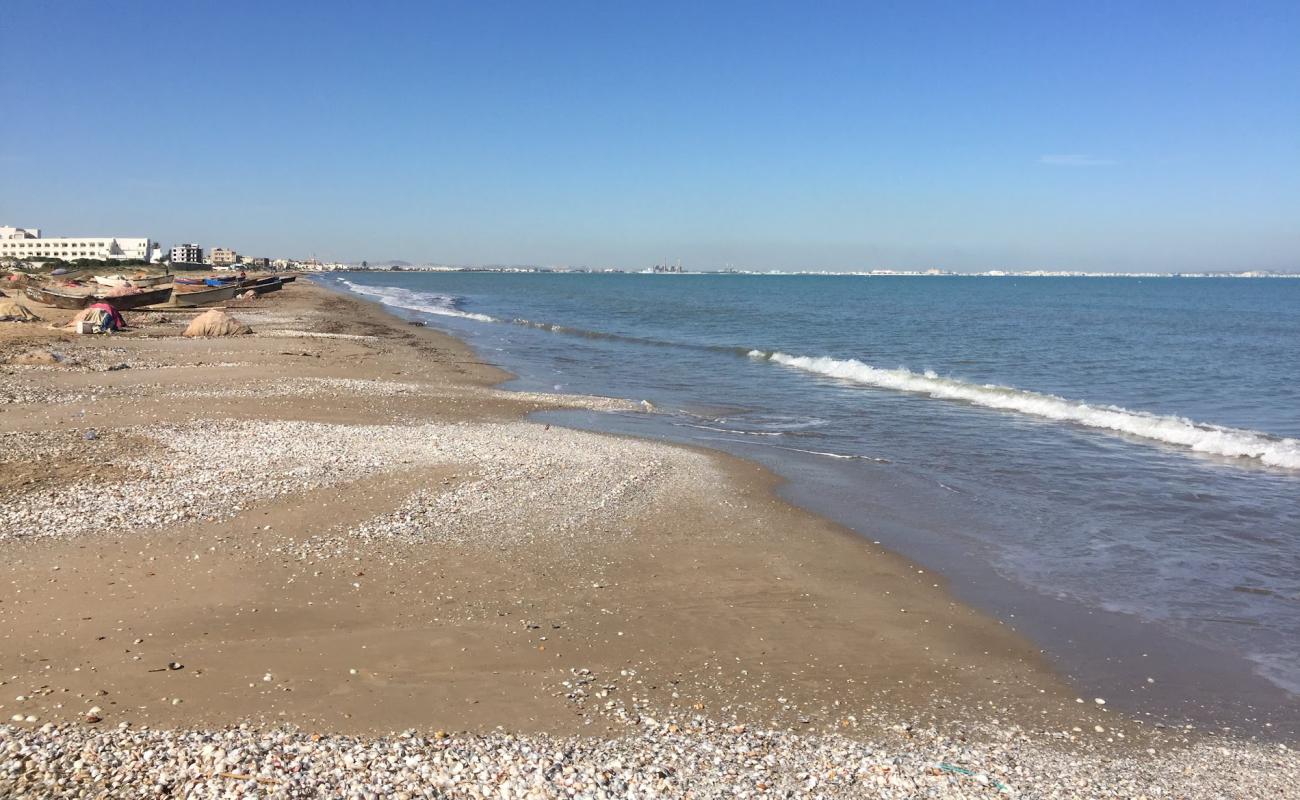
[183,308,251,337]
[66,303,125,333]
[0,300,41,322]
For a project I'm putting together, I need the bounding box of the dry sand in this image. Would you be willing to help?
[1,279,1294,797]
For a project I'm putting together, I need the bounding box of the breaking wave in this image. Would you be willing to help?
[336,278,497,322]
[751,351,1300,470]
[337,278,762,357]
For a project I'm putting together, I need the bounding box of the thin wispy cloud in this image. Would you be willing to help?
[1039,154,1116,167]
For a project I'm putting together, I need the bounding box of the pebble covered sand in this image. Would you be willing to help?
[2,717,1295,798]
[2,416,705,545]
[3,288,1296,798]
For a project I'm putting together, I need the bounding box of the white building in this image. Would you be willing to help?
[169,243,203,263]
[0,225,157,261]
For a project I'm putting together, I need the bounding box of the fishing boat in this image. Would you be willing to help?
[98,285,174,309]
[126,274,173,288]
[94,273,172,289]
[26,283,176,310]
[169,283,241,307]
[23,285,95,309]
[239,276,283,294]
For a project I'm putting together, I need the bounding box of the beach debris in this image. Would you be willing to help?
[183,309,252,337]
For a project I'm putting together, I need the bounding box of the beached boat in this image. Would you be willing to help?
[174,274,238,286]
[26,283,175,310]
[24,285,95,309]
[99,286,174,309]
[239,277,283,294]
[126,274,173,288]
[278,274,297,283]
[169,283,240,307]
[94,273,172,289]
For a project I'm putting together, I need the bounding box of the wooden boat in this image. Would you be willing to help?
[94,273,171,289]
[239,277,283,294]
[26,283,175,310]
[169,283,240,307]
[98,286,174,309]
[277,274,297,283]
[24,285,95,309]
[126,274,173,288]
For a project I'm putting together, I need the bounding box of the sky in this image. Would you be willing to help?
[2,0,1297,272]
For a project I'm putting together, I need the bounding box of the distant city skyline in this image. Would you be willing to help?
[2,1,1297,273]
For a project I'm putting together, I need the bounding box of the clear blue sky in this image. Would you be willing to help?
[2,1,1297,271]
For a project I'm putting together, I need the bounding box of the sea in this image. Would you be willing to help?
[327,271,1300,732]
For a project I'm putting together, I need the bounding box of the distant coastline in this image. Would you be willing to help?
[316,264,1300,278]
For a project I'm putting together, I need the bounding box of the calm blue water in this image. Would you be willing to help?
[330,272,1300,728]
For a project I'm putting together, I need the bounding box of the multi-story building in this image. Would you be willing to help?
[242,256,270,270]
[0,225,156,261]
[169,243,203,264]
[209,247,239,266]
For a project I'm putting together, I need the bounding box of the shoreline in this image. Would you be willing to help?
[2,279,1295,796]
[325,271,1300,736]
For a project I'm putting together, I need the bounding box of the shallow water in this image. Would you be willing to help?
[329,272,1300,731]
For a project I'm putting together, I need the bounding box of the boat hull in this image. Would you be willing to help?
[100,286,174,309]
[23,285,94,309]
[126,274,173,288]
[169,284,240,307]
[239,277,283,295]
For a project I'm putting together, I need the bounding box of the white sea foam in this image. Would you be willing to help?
[679,422,787,437]
[753,351,1300,470]
[338,278,496,322]
[1247,651,1300,697]
[773,445,889,462]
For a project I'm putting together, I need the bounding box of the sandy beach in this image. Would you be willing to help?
[1,281,1295,797]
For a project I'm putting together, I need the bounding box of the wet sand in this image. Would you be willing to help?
[1,279,1294,797]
